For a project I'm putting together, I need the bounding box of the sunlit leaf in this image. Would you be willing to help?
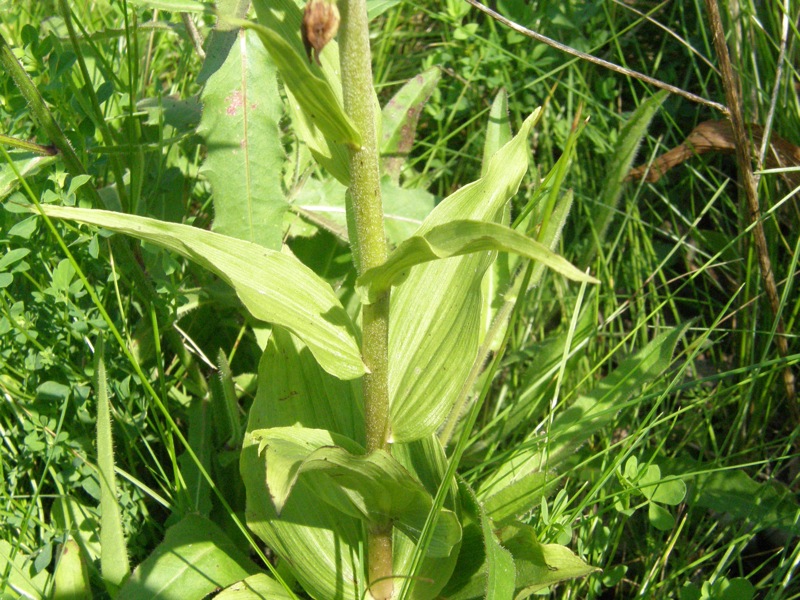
[118,515,259,600]
[246,0,361,148]
[33,204,366,380]
[198,28,287,250]
[498,523,598,597]
[215,573,296,600]
[251,427,461,557]
[358,219,598,301]
[388,109,542,442]
[241,328,364,600]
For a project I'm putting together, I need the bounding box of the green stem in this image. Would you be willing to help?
[338,0,392,597]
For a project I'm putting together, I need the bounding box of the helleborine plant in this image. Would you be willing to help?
[27,0,602,598]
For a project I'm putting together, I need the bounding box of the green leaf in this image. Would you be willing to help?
[582,90,668,263]
[246,0,361,148]
[291,176,434,245]
[215,573,297,600]
[197,0,252,85]
[198,28,288,250]
[0,541,49,599]
[388,110,543,442]
[647,501,675,531]
[380,67,440,182]
[438,480,515,600]
[482,89,512,177]
[498,523,598,597]
[52,540,91,600]
[390,437,462,599]
[0,152,57,201]
[367,0,401,20]
[8,214,38,238]
[94,339,130,587]
[251,427,461,558]
[34,204,366,380]
[482,471,556,525]
[118,515,260,600]
[706,577,755,600]
[358,219,598,300]
[241,328,364,600]
[687,467,799,533]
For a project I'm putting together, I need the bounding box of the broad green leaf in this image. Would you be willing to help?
[241,328,364,600]
[0,152,57,201]
[118,515,259,600]
[367,0,401,20]
[50,496,102,560]
[582,90,668,263]
[648,501,675,531]
[706,577,756,600]
[197,0,252,85]
[381,67,440,182]
[290,176,434,245]
[382,180,436,245]
[441,480,515,600]
[251,427,461,558]
[388,109,542,442]
[94,339,130,587]
[198,28,287,250]
[246,0,361,148]
[358,219,598,300]
[0,541,49,599]
[0,247,29,268]
[391,437,461,599]
[482,471,556,525]
[216,573,296,600]
[638,466,686,506]
[498,523,598,597]
[52,540,90,600]
[34,204,366,380]
[285,83,352,185]
[482,89,512,177]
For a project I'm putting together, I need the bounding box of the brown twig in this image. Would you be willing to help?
[704,0,796,406]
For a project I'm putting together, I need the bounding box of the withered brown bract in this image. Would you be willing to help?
[302,0,340,64]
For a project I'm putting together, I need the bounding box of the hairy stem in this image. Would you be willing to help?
[338,0,393,597]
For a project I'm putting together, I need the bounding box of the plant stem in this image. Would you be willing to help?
[704,0,796,407]
[338,0,393,598]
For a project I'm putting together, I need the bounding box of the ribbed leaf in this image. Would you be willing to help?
[482,89,512,177]
[198,28,287,250]
[241,328,364,600]
[388,109,542,442]
[35,205,365,380]
[498,523,598,597]
[247,0,361,148]
[216,573,296,600]
[251,427,461,558]
[358,219,598,300]
[438,480,515,600]
[118,515,259,600]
